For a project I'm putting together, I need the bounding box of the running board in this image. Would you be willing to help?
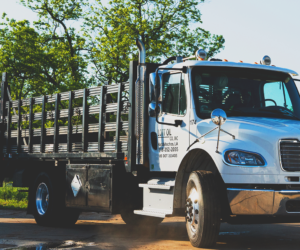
[139,183,172,190]
[136,178,175,218]
[134,209,172,218]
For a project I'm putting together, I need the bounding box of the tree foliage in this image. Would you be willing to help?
[84,0,225,84]
[21,0,89,86]
[0,16,45,100]
[0,0,225,98]
[0,0,89,100]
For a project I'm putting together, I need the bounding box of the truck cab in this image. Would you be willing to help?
[137,51,300,247]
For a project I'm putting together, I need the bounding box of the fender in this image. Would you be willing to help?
[173,147,223,210]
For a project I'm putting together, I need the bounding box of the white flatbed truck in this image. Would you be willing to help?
[1,40,300,248]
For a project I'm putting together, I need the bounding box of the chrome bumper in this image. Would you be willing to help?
[227,188,300,215]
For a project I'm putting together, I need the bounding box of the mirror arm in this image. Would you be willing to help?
[216,121,221,153]
[187,109,236,152]
[220,129,235,139]
[186,123,235,152]
[186,127,218,151]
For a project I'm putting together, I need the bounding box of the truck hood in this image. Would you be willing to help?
[199,116,300,137]
[197,116,300,158]
[227,116,300,131]
[223,116,300,142]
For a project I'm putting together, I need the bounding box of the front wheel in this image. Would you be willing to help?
[186,171,221,248]
[33,172,80,227]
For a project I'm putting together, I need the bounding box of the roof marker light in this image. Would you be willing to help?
[239,60,243,63]
[223,59,228,62]
[260,55,271,65]
[254,62,258,64]
[195,49,207,61]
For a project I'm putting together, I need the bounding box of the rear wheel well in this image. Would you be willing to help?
[22,161,66,214]
[174,149,230,219]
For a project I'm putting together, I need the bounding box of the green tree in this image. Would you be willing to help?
[0,16,46,100]
[21,0,89,87]
[0,0,90,101]
[84,0,225,84]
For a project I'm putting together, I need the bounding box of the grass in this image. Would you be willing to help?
[0,182,28,210]
[0,199,28,210]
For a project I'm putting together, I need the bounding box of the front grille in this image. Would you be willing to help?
[280,140,300,171]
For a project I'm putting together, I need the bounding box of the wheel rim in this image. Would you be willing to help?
[36,183,49,215]
[186,187,200,233]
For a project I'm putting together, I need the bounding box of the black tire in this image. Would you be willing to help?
[121,208,164,226]
[185,171,221,248]
[33,172,80,227]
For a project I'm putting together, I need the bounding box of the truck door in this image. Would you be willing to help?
[148,72,189,171]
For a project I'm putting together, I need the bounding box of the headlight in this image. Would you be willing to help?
[224,150,265,166]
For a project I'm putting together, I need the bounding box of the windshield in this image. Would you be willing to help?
[192,66,300,120]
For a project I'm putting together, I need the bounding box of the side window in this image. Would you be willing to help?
[264,82,293,110]
[162,73,186,115]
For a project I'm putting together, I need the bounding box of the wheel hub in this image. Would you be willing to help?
[36,183,49,216]
[186,188,200,233]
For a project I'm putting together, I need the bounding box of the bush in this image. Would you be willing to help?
[0,199,28,210]
[0,184,28,201]
[0,182,28,209]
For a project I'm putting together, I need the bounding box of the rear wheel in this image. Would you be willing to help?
[33,172,80,227]
[186,170,221,248]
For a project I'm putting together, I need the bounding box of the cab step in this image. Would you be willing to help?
[134,209,171,218]
[134,178,175,218]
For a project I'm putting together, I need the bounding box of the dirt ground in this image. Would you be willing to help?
[1,210,300,250]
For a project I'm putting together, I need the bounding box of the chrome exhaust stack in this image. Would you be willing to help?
[135,39,147,165]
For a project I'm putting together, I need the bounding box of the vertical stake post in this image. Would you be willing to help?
[6,100,11,154]
[28,98,33,153]
[82,89,88,152]
[0,73,8,124]
[53,93,60,153]
[40,96,46,153]
[115,83,123,153]
[67,91,73,153]
[1,73,8,156]
[17,99,21,153]
[98,86,105,152]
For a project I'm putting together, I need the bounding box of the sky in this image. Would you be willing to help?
[1,0,300,80]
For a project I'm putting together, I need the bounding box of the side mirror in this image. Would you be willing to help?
[148,103,156,117]
[211,109,227,125]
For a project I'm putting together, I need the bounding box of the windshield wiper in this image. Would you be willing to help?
[258,108,300,120]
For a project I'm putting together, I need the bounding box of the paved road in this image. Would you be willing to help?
[0,210,300,249]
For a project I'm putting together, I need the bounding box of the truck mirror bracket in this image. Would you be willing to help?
[187,109,235,152]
